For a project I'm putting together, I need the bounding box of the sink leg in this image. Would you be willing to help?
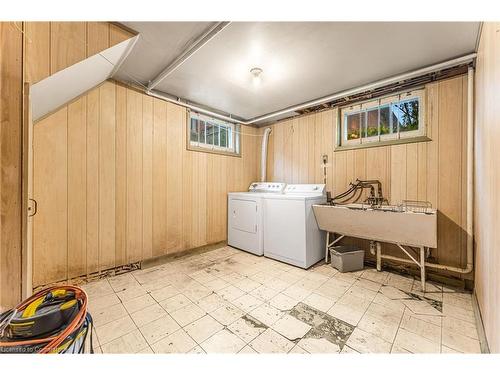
[325,232,330,263]
[376,242,382,272]
[420,246,426,293]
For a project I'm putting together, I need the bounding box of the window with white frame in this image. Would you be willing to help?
[338,89,426,149]
[188,112,241,156]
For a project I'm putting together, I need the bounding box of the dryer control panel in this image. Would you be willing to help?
[284,184,326,194]
[248,182,286,193]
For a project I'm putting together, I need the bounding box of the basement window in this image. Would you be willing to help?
[188,112,241,156]
[337,89,426,150]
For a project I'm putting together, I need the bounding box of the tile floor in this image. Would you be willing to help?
[83,246,482,354]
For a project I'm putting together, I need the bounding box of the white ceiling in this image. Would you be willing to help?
[115,22,480,121]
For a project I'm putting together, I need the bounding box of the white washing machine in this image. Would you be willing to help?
[228,182,286,256]
[263,184,326,268]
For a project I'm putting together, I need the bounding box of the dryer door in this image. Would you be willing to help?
[230,199,257,233]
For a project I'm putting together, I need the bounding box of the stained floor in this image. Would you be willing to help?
[83,246,482,354]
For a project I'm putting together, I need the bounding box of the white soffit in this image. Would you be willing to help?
[31,36,138,122]
[151,22,480,119]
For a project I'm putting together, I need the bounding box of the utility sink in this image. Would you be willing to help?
[312,203,437,248]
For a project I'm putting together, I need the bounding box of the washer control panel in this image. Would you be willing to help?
[284,184,326,194]
[248,182,286,193]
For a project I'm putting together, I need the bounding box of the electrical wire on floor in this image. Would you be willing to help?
[0,286,93,354]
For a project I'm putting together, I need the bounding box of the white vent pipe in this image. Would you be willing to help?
[426,66,474,273]
[260,128,272,182]
[381,67,475,274]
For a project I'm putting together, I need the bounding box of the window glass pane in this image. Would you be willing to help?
[345,113,360,140]
[206,122,214,145]
[393,99,419,133]
[360,112,367,138]
[379,105,391,135]
[220,126,227,148]
[365,109,378,137]
[199,120,206,144]
[190,118,199,142]
[213,125,220,146]
[391,107,399,133]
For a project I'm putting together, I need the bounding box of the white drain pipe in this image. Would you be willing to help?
[260,128,272,182]
[378,66,475,274]
[426,66,474,273]
[428,66,474,273]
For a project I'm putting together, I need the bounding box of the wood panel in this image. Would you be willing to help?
[265,75,469,276]
[115,84,127,267]
[24,22,50,84]
[165,103,183,252]
[474,22,500,353]
[98,82,116,270]
[86,88,99,274]
[390,144,407,205]
[67,97,87,278]
[142,96,153,260]
[31,81,260,287]
[437,77,465,267]
[194,152,208,248]
[33,109,68,285]
[50,22,87,76]
[0,22,23,310]
[87,22,110,57]
[152,99,168,256]
[126,90,143,263]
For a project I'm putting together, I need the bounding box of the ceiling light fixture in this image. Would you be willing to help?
[250,67,263,85]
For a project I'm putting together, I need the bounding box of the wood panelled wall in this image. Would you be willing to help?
[0,22,135,310]
[263,75,470,275]
[24,22,134,84]
[474,22,500,353]
[0,23,23,311]
[32,81,259,286]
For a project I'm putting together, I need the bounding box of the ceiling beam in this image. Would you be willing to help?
[147,21,230,91]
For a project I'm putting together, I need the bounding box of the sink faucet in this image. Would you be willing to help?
[328,179,388,208]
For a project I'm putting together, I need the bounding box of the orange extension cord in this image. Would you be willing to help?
[0,285,88,354]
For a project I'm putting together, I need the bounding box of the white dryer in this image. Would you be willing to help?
[228,182,286,256]
[263,184,326,268]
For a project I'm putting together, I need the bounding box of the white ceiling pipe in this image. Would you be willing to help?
[242,53,477,125]
[147,22,231,91]
[147,89,241,124]
[147,53,476,126]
